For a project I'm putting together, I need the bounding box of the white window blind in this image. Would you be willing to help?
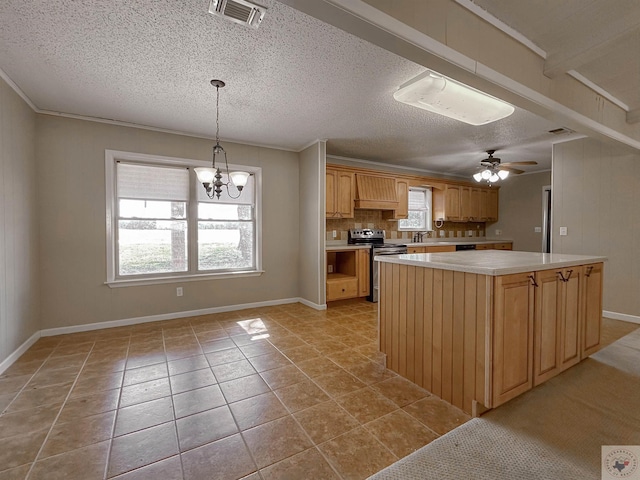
[408,189,428,210]
[117,163,189,201]
[196,173,254,205]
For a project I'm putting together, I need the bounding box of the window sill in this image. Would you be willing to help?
[106,270,265,288]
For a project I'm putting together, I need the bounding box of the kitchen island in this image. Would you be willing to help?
[376,250,605,416]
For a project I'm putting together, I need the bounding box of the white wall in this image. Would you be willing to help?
[491,171,551,252]
[298,141,326,307]
[553,137,640,319]
[0,77,40,365]
[36,115,301,329]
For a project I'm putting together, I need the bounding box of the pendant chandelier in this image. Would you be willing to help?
[194,80,250,199]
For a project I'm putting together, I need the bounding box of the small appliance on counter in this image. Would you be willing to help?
[348,229,407,302]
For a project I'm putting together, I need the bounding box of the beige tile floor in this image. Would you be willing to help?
[0,300,636,480]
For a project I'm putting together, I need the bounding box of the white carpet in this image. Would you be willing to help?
[369,329,640,480]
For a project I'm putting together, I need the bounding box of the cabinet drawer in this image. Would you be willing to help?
[493,243,512,250]
[425,245,456,253]
[475,244,494,250]
[407,246,426,254]
[327,277,358,301]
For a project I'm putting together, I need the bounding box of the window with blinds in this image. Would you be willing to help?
[196,173,255,271]
[109,154,260,281]
[399,187,432,230]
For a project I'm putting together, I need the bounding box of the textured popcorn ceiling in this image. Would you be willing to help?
[0,0,573,176]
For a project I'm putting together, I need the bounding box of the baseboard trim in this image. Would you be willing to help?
[603,310,640,325]
[0,331,41,375]
[39,297,314,337]
[298,298,327,310]
[1,297,327,374]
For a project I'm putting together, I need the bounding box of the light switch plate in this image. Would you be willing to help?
[495,229,502,236]
[560,227,568,236]
[534,226,542,233]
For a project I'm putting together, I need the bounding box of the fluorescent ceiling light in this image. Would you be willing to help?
[393,70,515,125]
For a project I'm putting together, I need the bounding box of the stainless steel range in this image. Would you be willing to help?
[348,229,407,302]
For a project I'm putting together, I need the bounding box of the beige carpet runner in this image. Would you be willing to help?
[369,329,640,480]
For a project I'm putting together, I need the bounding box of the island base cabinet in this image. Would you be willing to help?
[533,268,582,386]
[582,263,604,357]
[379,263,490,414]
[378,260,604,415]
[492,273,534,408]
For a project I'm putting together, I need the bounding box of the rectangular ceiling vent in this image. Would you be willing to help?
[208,0,266,29]
[548,127,574,135]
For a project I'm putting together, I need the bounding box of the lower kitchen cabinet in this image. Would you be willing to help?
[357,249,370,297]
[533,268,581,386]
[582,263,604,357]
[493,272,535,407]
[493,262,604,406]
[326,249,370,302]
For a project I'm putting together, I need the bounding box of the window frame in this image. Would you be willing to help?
[398,187,433,232]
[105,150,263,287]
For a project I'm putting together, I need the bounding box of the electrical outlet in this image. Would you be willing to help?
[176,287,183,297]
[328,265,334,273]
[439,230,445,237]
[534,226,542,233]
[467,230,474,237]
[560,226,568,236]
[495,229,502,236]
[332,230,337,239]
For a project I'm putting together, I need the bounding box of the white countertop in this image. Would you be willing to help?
[326,238,512,251]
[375,250,606,276]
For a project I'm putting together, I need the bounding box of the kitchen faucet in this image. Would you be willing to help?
[413,231,426,243]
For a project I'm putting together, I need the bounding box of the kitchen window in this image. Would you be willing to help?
[399,187,432,231]
[105,150,262,286]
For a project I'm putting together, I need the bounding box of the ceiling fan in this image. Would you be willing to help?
[473,150,537,183]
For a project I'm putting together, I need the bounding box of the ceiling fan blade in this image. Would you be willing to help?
[500,161,538,166]
[498,166,524,174]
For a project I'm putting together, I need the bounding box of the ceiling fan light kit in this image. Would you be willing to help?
[393,70,515,126]
[473,150,535,184]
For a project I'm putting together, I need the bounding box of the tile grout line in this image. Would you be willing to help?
[102,333,132,480]
[24,340,99,480]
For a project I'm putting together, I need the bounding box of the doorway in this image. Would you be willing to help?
[542,186,551,253]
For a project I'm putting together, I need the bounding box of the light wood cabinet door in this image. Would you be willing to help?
[395,179,409,219]
[533,268,582,386]
[534,269,562,385]
[382,179,409,220]
[486,189,499,222]
[326,170,337,218]
[582,263,604,358]
[407,246,426,254]
[326,169,355,218]
[459,186,472,221]
[493,272,535,407]
[444,185,461,221]
[469,188,481,220]
[357,249,370,297]
[336,171,355,218]
[560,267,582,371]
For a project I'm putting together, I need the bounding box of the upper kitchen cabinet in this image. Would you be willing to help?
[382,179,409,220]
[480,189,499,222]
[433,183,498,222]
[326,168,355,218]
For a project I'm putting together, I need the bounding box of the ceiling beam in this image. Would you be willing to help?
[543,16,640,78]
